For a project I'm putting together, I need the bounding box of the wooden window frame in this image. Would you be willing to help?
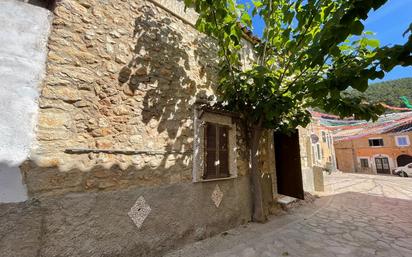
[360,158,369,168]
[203,122,230,180]
[368,138,384,147]
[192,109,238,183]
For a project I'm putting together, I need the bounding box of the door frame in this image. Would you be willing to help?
[274,130,304,200]
[374,157,390,174]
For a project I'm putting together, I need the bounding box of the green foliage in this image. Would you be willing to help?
[184,0,412,131]
[347,77,412,109]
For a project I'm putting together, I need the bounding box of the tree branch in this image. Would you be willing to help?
[260,0,273,66]
[281,55,330,95]
[278,0,320,87]
[211,9,236,82]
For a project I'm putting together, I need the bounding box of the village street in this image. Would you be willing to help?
[165,173,412,257]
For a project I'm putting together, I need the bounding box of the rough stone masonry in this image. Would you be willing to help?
[0,0,277,256]
[25,0,256,196]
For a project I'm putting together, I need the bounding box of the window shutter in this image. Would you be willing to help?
[218,126,229,177]
[204,123,230,179]
[205,123,217,179]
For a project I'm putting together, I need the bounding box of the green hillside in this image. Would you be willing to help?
[348,77,412,108]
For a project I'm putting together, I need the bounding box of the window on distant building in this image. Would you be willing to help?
[327,134,333,149]
[321,131,327,143]
[368,138,384,147]
[360,158,369,168]
[312,145,316,164]
[316,143,322,160]
[395,136,410,147]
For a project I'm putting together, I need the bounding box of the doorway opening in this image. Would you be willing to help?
[396,154,412,167]
[375,157,390,174]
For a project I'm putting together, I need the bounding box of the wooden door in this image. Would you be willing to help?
[375,157,390,174]
[274,130,304,200]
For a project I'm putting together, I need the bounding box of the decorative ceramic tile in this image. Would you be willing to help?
[211,184,224,208]
[128,196,151,229]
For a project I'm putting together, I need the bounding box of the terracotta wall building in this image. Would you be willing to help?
[334,113,412,174]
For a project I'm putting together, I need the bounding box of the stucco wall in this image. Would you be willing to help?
[335,132,412,173]
[0,177,252,257]
[299,124,335,192]
[0,0,52,202]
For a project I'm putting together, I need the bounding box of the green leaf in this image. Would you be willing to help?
[252,0,263,9]
[241,12,252,27]
[184,0,411,134]
[367,39,380,48]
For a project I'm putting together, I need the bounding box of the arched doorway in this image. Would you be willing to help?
[397,155,412,167]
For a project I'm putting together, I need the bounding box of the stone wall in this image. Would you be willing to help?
[0,0,52,202]
[298,126,315,192]
[0,0,276,255]
[22,0,254,197]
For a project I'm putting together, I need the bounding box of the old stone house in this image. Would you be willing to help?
[0,0,281,256]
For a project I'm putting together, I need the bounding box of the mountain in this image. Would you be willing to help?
[348,77,412,108]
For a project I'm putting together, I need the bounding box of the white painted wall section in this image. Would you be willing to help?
[0,0,52,202]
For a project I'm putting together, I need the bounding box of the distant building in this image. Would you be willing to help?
[334,112,412,174]
[299,112,337,192]
[299,118,336,171]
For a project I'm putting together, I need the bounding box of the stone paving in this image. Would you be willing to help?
[164,173,412,257]
[323,172,412,200]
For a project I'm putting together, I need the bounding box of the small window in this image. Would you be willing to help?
[396,136,409,147]
[321,131,327,143]
[327,135,333,149]
[360,159,369,168]
[368,138,384,147]
[316,144,322,160]
[312,146,316,164]
[204,123,230,179]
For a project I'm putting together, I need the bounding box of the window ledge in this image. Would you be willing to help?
[194,175,238,183]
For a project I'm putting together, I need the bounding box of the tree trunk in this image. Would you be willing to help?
[249,125,268,223]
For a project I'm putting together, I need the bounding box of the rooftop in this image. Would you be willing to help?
[310,111,412,142]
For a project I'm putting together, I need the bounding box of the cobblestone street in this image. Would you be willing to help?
[165,173,412,257]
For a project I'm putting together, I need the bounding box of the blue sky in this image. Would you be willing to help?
[241,0,412,82]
